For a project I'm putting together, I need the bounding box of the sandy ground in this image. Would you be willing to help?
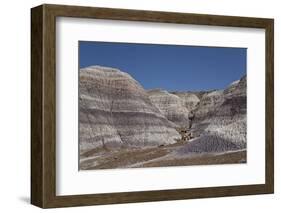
[80,141,246,170]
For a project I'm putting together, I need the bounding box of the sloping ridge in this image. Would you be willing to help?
[176,75,247,154]
[80,65,247,156]
[79,66,180,153]
[147,89,190,127]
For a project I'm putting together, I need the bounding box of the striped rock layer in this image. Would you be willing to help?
[79,65,247,157]
[147,89,191,127]
[192,75,247,150]
[171,92,200,111]
[79,66,180,153]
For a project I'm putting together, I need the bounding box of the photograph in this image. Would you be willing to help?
[30,4,274,208]
[78,41,247,170]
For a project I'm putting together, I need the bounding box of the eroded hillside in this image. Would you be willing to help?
[79,66,246,169]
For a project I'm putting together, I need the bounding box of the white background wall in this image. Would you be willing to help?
[0,0,279,212]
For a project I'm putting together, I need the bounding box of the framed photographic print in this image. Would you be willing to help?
[31,4,274,208]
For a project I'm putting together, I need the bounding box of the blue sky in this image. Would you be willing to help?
[79,41,246,91]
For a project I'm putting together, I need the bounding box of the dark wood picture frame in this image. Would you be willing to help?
[31,4,274,208]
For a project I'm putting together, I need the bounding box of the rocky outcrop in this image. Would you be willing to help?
[192,75,247,150]
[194,90,225,120]
[165,75,247,153]
[223,75,246,98]
[172,92,200,111]
[79,66,180,154]
[147,89,190,127]
[79,65,247,169]
[79,65,247,159]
